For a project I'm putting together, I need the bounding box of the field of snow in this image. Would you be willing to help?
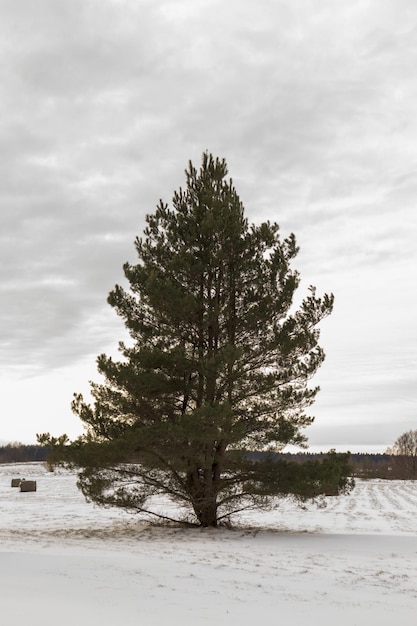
[1,463,417,625]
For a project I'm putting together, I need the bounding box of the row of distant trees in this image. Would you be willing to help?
[2,441,417,480]
[0,443,48,464]
[349,453,417,480]
[383,429,417,479]
[252,447,417,480]
[334,430,417,480]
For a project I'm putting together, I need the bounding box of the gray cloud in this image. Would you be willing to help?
[1,0,416,443]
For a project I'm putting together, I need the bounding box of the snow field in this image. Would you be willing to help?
[1,463,417,625]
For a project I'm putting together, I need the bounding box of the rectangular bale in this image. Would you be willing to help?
[11,478,22,487]
[20,480,37,492]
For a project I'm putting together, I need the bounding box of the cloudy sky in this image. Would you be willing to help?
[1,0,416,450]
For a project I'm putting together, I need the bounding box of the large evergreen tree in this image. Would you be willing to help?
[39,153,352,527]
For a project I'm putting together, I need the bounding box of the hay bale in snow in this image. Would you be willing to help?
[20,480,37,492]
[11,478,22,487]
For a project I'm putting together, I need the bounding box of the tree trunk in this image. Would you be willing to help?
[194,496,218,527]
[188,467,219,527]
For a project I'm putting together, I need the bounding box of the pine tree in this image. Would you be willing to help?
[39,153,352,527]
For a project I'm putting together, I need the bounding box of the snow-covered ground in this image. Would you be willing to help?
[1,463,417,625]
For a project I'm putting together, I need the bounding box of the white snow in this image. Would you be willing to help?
[2,462,417,625]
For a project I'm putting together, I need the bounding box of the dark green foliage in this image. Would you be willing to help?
[38,153,353,527]
[241,451,353,498]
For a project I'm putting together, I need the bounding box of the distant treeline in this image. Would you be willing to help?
[0,443,49,464]
[1,445,416,480]
[349,452,417,480]
[247,451,417,480]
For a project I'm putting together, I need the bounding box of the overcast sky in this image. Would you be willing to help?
[1,0,416,450]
